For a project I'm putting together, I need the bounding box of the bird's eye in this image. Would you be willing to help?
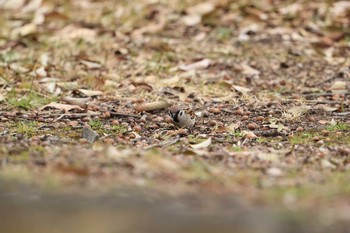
[179,111,184,116]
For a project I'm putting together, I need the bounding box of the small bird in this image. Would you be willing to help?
[168,105,195,128]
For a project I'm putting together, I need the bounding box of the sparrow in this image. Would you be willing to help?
[168,105,195,128]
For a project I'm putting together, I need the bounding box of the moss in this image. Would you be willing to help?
[15,121,39,138]
[326,122,349,131]
[7,90,54,110]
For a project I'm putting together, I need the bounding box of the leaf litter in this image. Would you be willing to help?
[0,0,350,232]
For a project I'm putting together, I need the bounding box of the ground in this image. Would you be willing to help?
[0,0,350,232]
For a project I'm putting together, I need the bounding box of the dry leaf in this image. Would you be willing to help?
[39,102,84,112]
[77,89,103,97]
[62,96,90,107]
[266,167,283,176]
[191,137,211,149]
[239,63,260,77]
[330,81,347,92]
[232,85,251,94]
[54,25,96,43]
[243,130,258,139]
[0,0,25,9]
[179,59,211,71]
[186,2,215,16]
[80,60,102,69]
[182,14,202,26]
[11,23,37,37]
[135,101,171,112]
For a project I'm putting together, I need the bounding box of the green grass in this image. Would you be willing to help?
[326,122,349,131]
[15,121,39,138]
[7,90,54,110]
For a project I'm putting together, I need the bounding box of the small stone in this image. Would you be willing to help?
[244,111,252,115]
[241,115,249,121]
[111,120,120,125]
[177,128,188,136]
[103,111,111,118]
[247,122,257,130]
[321,130,329,136]
[82,117,90,122]
[121,122,128,127]
[296,127,303,132]
[102,138,114,144]
[208,120,217,126]
[316,140,324,145]
[68,121,79,127]
[79,138,89,144]
[256,116,264,121]
[133,125,142,132]
[309,116,316,122]
[235,108,244,115]
[153,116,164,122]
[209,107,221,114]
[266,167,282,177]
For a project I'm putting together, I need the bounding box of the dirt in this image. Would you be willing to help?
[0,0,349,232]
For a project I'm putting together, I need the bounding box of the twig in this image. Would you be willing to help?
[302,91,350,97]
[333,112,350,116]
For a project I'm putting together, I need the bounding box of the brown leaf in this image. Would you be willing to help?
[62,96,90,107]
[77,89,103,97]
[135,101,171,112]
[39,102,84,112]
[179,59,211,71]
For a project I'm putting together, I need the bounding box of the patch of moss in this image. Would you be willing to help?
[7,90,54,110]
[111,125,128,134]
[326,122,349,131]
[15,121,39,138]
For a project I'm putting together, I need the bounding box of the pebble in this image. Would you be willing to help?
[241,115,249,121]
[256,116,264,121]
[247,122,257,130]
[235,108,244,116]
[177,129,188,136]
[208,120,217,126]
[209,107,221,114]
[82,117,90,122]
[321,130,329,136]
[102,138,114,144]
[153,116,164,122]
[296,127,303,132]
[111,120,120,125]
[68,121,79,127]
[133,125,142,132]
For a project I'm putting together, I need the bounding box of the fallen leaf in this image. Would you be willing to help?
[80,60,102,69]
[135,101,171,112]
[239,63,260,77]
[77,89,103,97]
[243,130,258,139]
[39,102,84,112]
[179,59,211,71]
[330,81,347,93]
[266,167,283,176]
[186,2,215,16]
[232,85,251,94]
[62,96,90,107]
[191,137,211,149]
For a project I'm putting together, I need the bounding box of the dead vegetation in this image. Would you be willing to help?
[0,0,350,231]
